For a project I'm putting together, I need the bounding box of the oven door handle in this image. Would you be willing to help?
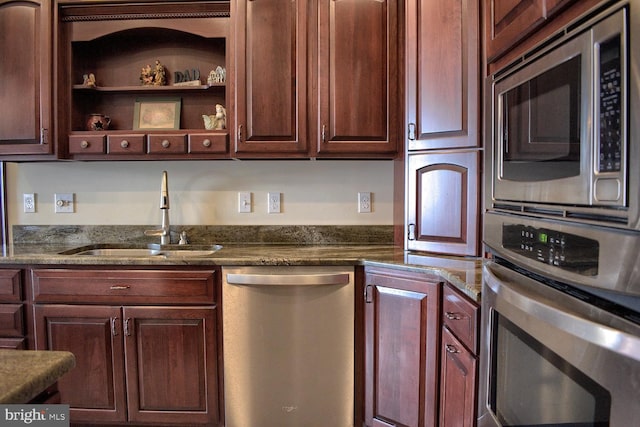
[484,262,640,362]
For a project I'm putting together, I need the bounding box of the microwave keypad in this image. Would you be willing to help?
[598,37,622,173]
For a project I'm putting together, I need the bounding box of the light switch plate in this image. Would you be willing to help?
[238,192,252,213]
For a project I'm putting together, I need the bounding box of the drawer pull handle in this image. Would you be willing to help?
[162,139,171,148]
[120,140,129,148]
[445,311,462,320]
[202,138,212,147]
[111,317,118,336]
[124,318,131,336]
[80,140,90,149]
[445,344,459,354]
[110,285,131,290]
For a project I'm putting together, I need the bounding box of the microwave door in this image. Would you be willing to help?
[492,31,593,206]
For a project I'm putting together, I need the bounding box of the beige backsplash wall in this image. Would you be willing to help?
[7,160,394,237]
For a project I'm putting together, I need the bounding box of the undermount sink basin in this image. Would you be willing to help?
[59,244,223,258]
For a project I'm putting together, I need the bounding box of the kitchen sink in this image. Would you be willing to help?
[59,244,223,258]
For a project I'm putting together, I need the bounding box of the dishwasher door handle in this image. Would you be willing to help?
[226,273,350,286]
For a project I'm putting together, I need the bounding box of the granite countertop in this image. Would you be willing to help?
[0,243,482,301]
[3,225,483,301]
[0,350,76,403]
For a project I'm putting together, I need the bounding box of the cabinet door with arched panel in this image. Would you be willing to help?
[407,150,480,256]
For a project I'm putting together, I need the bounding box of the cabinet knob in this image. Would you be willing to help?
[445,311,462,320]
[445,344,459,354]
[202,139,212,147]
[120,140,129,148]
[161,139,171,148]
[80,140,90,149]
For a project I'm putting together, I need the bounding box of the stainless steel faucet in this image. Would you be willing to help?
[145,170,171,245]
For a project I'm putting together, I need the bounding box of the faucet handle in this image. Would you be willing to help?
[179,231,188,245]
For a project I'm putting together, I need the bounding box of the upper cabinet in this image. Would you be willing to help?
[233,0,309,157]
[57,2,231,160]
[405,0,480,151]
[234,0,400,158]
[0,0,56,159]
[314,0,400,157]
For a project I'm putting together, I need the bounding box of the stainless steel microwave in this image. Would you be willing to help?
[485,3,640,230]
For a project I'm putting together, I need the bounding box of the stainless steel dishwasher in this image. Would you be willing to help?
[222,266,355,427]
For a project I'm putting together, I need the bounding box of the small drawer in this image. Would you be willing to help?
[147,134,187,154]
[188,133,228,154]
[0,304,24,337]
[68,135,106,154]
[0,338,26,350]
[442,283,479,354]
[31,269,216,305]
[107,134,145,154]
[0,269,21,303]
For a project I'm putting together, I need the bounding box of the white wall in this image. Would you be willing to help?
[7,160,394,228]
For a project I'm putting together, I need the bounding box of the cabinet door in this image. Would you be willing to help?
[364,267,441,427]
[315,0,399,156]
[234,0,309,156]
[439,326,477,427]
[484,0,577,62]
[0,0,53,156]
[406,0,479,151]
[407,150,480,256]
[34,304,126,424]
[124,306,219,426]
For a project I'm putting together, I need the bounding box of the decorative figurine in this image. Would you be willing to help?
[82,73,96,87]
[207,66,226,85]
[140,60,167,86]
[202,104,226,130]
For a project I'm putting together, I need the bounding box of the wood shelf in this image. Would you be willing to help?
[72,84,224,92]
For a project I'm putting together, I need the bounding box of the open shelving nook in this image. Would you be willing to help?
[57,1,231,160]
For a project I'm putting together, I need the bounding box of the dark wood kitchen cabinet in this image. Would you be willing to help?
[314,0,400,157]
[439,283,479,427]
[407,150,480,256]
[0,269,25,349]
[364,266,442,427]
[31,268,220,426]
[233,0,309,156]
[405,0,479,151]
[58,2,230,160]
[234,0,399,158]
[484,0,578,63]
[0,0,56,159]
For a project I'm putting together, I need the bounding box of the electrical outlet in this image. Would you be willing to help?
[238,192,252,213]
[54,193,74,213]
[358,192,372,213]
[23,193,35,213]
[268,192,281,214]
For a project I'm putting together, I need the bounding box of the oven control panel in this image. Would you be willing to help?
[502,224,599,275]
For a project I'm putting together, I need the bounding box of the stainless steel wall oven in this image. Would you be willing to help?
[482,0,640,425]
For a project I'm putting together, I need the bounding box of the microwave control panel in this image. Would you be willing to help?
[502,224,599,275]
[598,36,622,173]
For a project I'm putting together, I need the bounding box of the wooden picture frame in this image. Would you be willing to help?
[133,97,181,130]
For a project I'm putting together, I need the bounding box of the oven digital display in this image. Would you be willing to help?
[502,224,599,275]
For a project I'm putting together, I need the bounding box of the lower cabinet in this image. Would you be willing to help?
[0,269,25,350]
[30,268,220,426]
[364,266,442,427]
[439,282,479,427]
[363,266,479,427]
